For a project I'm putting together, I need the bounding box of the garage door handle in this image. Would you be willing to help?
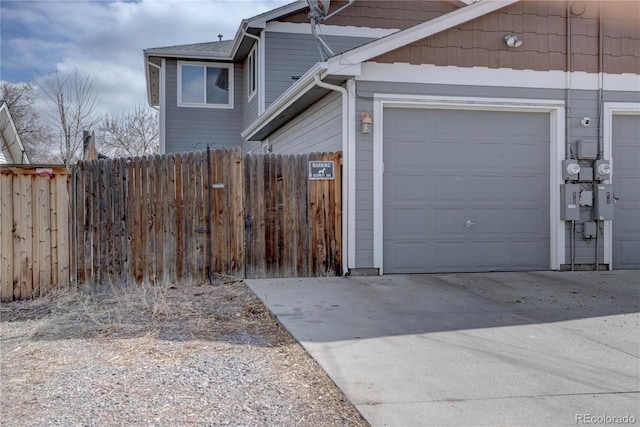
[466,220,476,228]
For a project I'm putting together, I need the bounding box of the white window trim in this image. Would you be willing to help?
[177,61,234,109]
[372,94,566,274]
[602,102,640,270]
[247,45,258,102]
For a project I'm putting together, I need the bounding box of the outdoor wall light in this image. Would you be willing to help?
[504,34,523,48]
[361,111,373,134]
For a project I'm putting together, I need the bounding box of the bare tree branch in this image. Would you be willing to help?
[97,104,159,158]
[38,68,101,168]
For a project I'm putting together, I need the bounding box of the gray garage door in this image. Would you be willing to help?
[383,108,550,273]
[612,114,640,269]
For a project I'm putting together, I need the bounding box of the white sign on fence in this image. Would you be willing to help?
[309,161,335,180]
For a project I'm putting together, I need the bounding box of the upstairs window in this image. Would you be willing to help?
[178,61,233,109]
[247,46,257,100]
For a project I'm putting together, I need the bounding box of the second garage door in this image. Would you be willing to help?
[383,108,550,273]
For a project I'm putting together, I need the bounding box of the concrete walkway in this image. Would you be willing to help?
[247,271,640,427]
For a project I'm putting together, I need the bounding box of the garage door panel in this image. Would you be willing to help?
[509,240,549,268]
[391,208,428,236]
[389,174,429,202]
[434,208,466,236]
[383,108,550,273]
[473,241,506,270]
[470,175,506,201]
[471,143,505,169]
[391,140,430,169]
[612,114,640,269]
[435,241,469,271]
[617,240,640,268]
[434,175,464,201]
[385,241,432,272]
[434,142,466,166]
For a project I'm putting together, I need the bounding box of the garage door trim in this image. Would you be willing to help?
[603,102,640,270]
[372,94,565,274]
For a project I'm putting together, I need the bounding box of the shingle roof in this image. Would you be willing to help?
[145,40,234,57]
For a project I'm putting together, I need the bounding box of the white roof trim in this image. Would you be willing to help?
[0,102,29,164]
[325,0,519,74]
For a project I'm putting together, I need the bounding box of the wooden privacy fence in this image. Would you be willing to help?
[1,165,70,301]
[1,149,342,300]
[71,148,245,293]
[69,148,342,293]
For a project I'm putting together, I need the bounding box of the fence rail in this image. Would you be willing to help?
[1,165,70,301]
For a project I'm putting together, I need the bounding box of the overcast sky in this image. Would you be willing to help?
[1,0,292,114]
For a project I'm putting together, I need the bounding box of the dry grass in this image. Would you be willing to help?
[0,282,369,427]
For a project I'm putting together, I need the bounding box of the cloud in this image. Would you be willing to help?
[1,0,292,115]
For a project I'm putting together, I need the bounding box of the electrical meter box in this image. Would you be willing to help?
[579,167,593,182]
[595,160,611,181]
[593,184,615,220]
[561,184,581,220]
[577,139,598,159]
[562,160,581,181]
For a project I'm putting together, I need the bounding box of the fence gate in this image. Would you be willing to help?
[244,152,342,279]
[1,165,70,301]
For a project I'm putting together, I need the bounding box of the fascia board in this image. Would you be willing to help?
[326,0,519,67]
[241,63,328,141]
[142,48,232,61]
[245,1,307,28]
[0,103,29,163]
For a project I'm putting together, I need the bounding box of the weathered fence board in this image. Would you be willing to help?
[243,152,342,279]
[0,166,70,301]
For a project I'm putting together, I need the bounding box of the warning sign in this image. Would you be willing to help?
[309,161,335,180]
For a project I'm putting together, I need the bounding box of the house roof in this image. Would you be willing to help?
[243,0,520,141]
[144,40,235,59]
[0,101,29,164]
[143,1,307,106]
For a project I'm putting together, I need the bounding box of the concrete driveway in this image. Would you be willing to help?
[246,271,640,427]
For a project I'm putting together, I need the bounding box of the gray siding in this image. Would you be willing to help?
[243,53,259,132]
[353,80,640,270]
[164,59,244,153]
[268,92,342,154]
[264,32,374,108]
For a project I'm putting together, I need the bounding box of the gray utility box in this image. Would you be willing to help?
[577,139,598,159]
[583,221,597,239]
[561,184,581,220]
[593,184,615,220]
[578,166,593,182]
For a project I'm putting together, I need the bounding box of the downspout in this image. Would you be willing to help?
[595,2,604,271]
[566,3,574,271]
[314,74,350,275]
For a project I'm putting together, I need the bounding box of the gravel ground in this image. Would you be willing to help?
[0,281,368,427]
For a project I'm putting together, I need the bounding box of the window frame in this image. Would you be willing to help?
[177,61,234,109]
[247,45,258,101]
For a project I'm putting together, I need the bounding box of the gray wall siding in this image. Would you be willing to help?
[264,32,374,108]
[352,80,639,270]
[268,91,342,155]
[243,55,259,132]
[164,59,244,153]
